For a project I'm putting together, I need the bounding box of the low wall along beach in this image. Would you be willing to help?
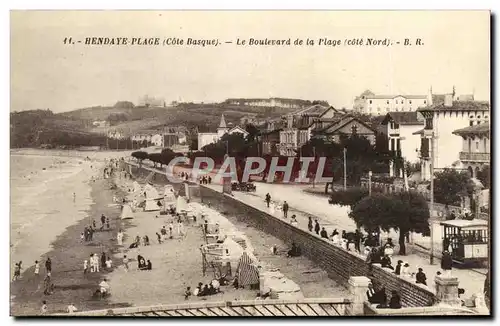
[198,185,436,308]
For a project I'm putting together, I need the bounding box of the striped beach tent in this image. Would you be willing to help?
[236,251,260,288]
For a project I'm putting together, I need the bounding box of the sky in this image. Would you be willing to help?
[10,10,490,113]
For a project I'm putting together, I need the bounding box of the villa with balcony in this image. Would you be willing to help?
[452,123,490,178]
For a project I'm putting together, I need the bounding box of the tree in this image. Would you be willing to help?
[476,165,490,189]
[328,188,369,209]
[433,168,474,206]
[131,151,148,165]
[349,191,430,255]
[245,124,260,143]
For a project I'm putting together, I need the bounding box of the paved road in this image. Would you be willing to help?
[203,182,486,297]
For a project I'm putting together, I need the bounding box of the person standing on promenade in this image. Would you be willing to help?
[265,193,271,208]
[320,227,328,239]
[354,230,362,252]
[208,176,212,184]
[45,257,52,274]
[308,217,313,232]
[282,201,289,218]
[441,250,453,277]
[416,268,427,286]
[314,219,320,235]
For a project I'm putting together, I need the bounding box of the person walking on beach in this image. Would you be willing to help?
[177,220,184,237]
[83,260,89,274]
[282,201,289,219]
[106,217,110,230]
[156,232,163,244]
[45,258,52,274]
[80,232,85,243]
[92,219,96,229]
[100,214,106,230]
[67,303,78,313]
[314,219,320,235]
[12,262,21,281]
[41,301,48,315]
[168,222,174,239]
[88,226,94,241]
[265,193,271,208]
[94,254,100,273]
[100,253,106,269]
[123,255,129,272]
[34,260,40,276]
[308,217,313,232]
[117,229,124,245]
[161,226,167,241]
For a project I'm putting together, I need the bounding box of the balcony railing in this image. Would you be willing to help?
[459,152,490,162]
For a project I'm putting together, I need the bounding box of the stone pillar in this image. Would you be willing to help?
[389,161,394,177]
[434,276,461,306]
[347,276,371,316]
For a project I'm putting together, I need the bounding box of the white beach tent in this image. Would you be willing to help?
[144,184,162,212]
[121,204,135,220]
[175,195,190,212]
[163,185,176,203]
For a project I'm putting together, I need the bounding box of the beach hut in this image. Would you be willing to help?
[235,251,260,289]
[144,184,162,212]
[120,204,135,220]
[175,195,190,212]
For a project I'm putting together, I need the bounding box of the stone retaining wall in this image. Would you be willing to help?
[199,185,436,308]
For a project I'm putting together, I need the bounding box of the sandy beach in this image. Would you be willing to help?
[11,155,346,316]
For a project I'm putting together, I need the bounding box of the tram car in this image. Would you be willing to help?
[440,219,488,265]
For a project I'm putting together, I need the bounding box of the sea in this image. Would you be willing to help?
[10,152,98,277]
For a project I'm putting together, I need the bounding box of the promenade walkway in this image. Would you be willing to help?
[202,183,486,298]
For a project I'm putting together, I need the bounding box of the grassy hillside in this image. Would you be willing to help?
[59,102,299,135]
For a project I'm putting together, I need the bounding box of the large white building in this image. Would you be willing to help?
[197,114,249,150]
[354,89,431,115]
[415,94,490,180]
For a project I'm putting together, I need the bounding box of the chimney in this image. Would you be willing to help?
[444,94,453,107]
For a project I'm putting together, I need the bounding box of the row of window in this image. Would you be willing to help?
[369,107,413,113]
[467,138,488,152]
[368,99,426,105]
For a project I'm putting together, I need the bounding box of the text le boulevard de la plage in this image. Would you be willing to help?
[63,37,424,47]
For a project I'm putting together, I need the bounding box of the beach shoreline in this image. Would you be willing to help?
[10,168,131,316]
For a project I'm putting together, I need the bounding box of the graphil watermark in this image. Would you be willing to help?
[165,156,332,184]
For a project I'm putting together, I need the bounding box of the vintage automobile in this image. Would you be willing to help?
[231,182,257,192]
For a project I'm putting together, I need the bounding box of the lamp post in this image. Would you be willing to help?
[343,147,347,191]
[368,170,372,196]
[312,146,316,188]
[429,132,435,265]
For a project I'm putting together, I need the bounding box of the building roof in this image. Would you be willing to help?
[452,123,490,137]
[417,101,490,113]
[382,111,424,126]
[291,104,332,116]
[319,116,377,135]
[366,94,427,100]
[57,298,350,317]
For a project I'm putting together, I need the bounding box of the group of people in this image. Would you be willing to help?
[129,234,150,249]
[137,254,153,271]
[185,280,221,299]
[82,225,95,242]
[157,218,185,243]
[84,253,112,274]
[199,175,212,184]
[366,283,402,309]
